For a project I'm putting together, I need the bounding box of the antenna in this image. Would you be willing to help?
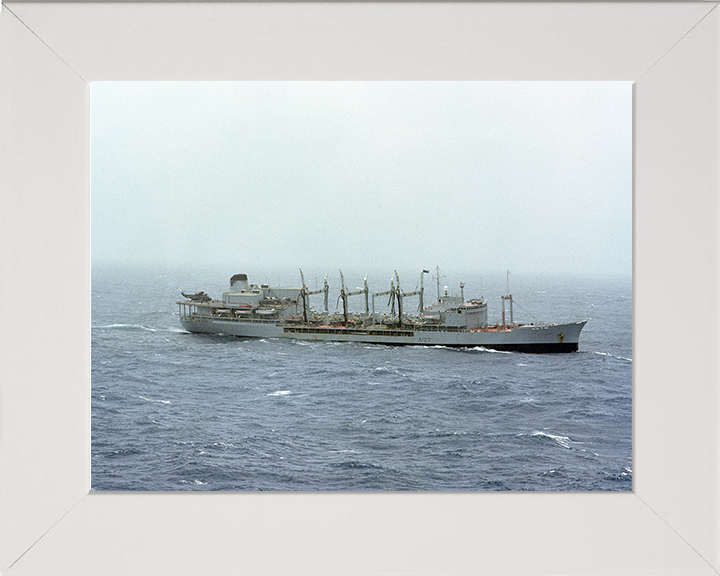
[364,274,369,314]
[433,266,445,304]
[502,269,514,327]
[420,269,429,311]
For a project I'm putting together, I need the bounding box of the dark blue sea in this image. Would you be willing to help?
[91,264,632,491]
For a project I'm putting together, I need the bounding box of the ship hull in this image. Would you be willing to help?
[180,317,586,353]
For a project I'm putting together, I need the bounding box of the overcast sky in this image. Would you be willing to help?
[91,82,631,280]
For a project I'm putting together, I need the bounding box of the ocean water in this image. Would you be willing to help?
[91,264,632,491]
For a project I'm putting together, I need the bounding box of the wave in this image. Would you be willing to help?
[469,346,513,354]
[93,324,157,332]
[289,339,313,346]
[179,479,208,486]
[413,344,514,354]
[594,351,632,362]
[529,430,573,449]
[604,467,633,483]
[139,395,170,404]
[331,460,382,470]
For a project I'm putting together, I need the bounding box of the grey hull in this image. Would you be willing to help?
[180,318,586,353]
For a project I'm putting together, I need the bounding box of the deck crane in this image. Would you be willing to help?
[298,269,329,323]
[371,270,428,329]
[395,269,429,319]
[337,270,370,326]
[371,277,396,327]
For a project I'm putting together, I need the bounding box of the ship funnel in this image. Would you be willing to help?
[230,273,249,292]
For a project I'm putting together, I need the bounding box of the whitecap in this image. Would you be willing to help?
[93,323,157,332]
[595,351,632,362]
[268,390,292,396]
[139,395,171,404]
[531,430,573,449]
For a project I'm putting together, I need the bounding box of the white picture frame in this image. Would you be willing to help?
[1,2,718,574]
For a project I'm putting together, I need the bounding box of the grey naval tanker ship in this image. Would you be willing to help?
[178,269,586,353]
